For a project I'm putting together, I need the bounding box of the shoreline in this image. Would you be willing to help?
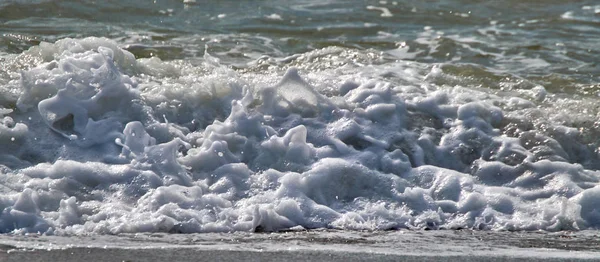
[1,247,592,262]
[1,230,598,261]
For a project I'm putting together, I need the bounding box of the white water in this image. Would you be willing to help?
[1,37,600,234]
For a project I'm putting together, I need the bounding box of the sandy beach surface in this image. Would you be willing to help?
[1,230,598,261]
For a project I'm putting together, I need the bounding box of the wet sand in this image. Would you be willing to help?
[1,247,595,262]
[1,230,598,261]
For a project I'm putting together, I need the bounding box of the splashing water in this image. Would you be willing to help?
[1,1,600,235]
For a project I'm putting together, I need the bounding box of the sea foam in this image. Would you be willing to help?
[0,37,599,234]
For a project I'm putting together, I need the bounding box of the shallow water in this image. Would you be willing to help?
[1,230,600,261]
[1,1,600,234]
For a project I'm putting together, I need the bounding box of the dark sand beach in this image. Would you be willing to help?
[1,230,598,261]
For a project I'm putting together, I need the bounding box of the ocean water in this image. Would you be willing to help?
[1,0,600,235]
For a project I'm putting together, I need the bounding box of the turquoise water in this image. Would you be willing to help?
[2,0,599,90]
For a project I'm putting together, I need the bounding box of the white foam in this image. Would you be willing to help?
[265,14,283,21]
[1,37,600,235]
